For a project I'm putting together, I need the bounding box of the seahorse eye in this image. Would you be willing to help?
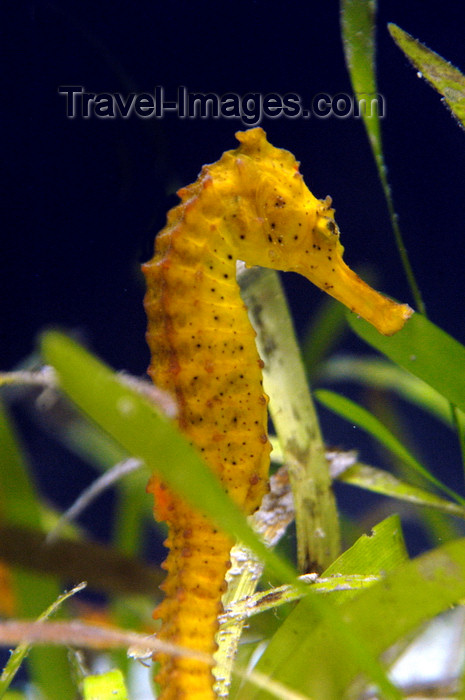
[326,219,337,235]
[315,215,339,241]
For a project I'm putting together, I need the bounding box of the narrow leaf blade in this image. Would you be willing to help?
[320,354,465,429]
[348,312,465,414]
[40,332,298,586]
[315,388,464,505]
[341,0,382,159]
[0,397,76,699]
[389,23,465,129]
[337,462,465,519]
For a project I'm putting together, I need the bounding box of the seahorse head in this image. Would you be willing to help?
[224,128,412,335]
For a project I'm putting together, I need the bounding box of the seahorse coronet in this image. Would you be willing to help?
[143,127,413,699]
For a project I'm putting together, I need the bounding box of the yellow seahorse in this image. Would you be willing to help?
[142,127,412,699]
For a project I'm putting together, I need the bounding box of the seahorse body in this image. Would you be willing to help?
[142,127,412,699]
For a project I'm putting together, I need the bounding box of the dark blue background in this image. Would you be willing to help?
[3,0,465,547]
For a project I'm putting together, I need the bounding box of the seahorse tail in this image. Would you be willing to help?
[148,477,233,699]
